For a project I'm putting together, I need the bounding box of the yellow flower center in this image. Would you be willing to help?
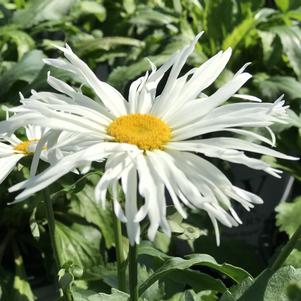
[107,114,171,151]
[14,140,39,155]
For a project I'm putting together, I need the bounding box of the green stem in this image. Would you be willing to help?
[128,244,138,301]
[44,190,72,301]
[271,224,301,272]
[44,190,60,271]
[112,211,126,291]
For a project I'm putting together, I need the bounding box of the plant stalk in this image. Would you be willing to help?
[112,211,126,291]
[271,224,301,272]
[44,190,72,301]
[128,243,138,301]
[44,190,60,271]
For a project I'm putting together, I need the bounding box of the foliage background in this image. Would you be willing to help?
[0,0,301,300]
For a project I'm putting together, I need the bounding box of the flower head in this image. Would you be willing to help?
[0,124,47,184]
[1,33,297,245]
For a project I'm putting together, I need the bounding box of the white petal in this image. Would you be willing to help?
[151,32,204,115]
[49,45,128,116]
[0,154,24,184]
[167,72,251,129]
[147,151,187,218]
[111,180,127,223]
[121,164,140,245]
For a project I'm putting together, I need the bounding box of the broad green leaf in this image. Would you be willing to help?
[0,26,34,59]
[186,254,251,283]
[167,290,217,301]
[108,34,193,90]
[220,277,254,301]
[286,7,301,21]
[139,254,251,296]
[69,181,115,248]
[222,16,255,50]
[71,1,106,22]
[54,221,102,268]
[257,31,283,65]
[138,241,170,260]
[166,269,227,293]
[139,264,164,301]
[72,36,144,57]
[72,287,129,301]
[205,0,234,51]
[123,0,136,14]
[129,7,178,27]
[153,230,171,253]
[231,266,301,301]
[264,266,301,300]
[253,74,301,100]
[0,50,44,99]
[270,26,301,79]
[11,275,35,301]
[286,0,301,11]
[13,0,76,28]
[282,249,301,269]
[108,54,170,90]
[276,196,301,236]
[275,0,290,12]
[275,196,301,268]
[287,281,301,301]
[83,263,117,288]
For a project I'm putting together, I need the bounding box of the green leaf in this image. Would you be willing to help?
[275,0,290,12]
[276,196,301,237]
[257,30,283,65]
[0,50,44,99]
[72,287,129,301]
[139,254,251,296]
[11,275,35,301]
[167,290,218,301]
[228,266,301,301]
[275,196,301,268]
[166,269,227,293]
[205,0,234,51]
[138,241,170,261]
[0,26,35,59]
[286,7,301,21]
[54,221,102,268]
[186,254,251,283]
[13,0,75,28]
[73,36,144,57]
[81,263,121,292]
[253,74,301,100]
[71,1,106,22]
[108,54,170,90]
[270,26,301,79]
[222,16,256,50]
[138,264,164,301]
[69,178,115,248]
[129,7,178,27]
[264,266,301,300]
[123,0,136,14]
[287,281,301,301]
[220,277,254,301]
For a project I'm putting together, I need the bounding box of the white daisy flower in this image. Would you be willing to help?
[1,32,297,245]
[0,124,48,184]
